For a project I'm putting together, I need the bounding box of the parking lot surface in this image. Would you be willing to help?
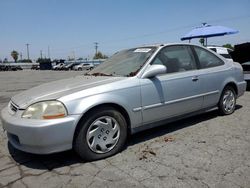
[0,70,250,188]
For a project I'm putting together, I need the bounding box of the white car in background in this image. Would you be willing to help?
[52,63,65,70]
[73,63,94,71]
[207,46,233,61]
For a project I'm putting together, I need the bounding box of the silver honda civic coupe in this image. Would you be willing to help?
[1,44,246,161]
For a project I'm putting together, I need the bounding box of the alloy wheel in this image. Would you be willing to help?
[222,90,235,113]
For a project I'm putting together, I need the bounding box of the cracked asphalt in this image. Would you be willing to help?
[0,70,250,188]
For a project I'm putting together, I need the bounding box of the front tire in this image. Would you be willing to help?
[218,86,236,115]
[74,107,127,161]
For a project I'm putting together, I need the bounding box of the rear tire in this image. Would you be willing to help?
[218,86,236,115]
[74,107,127,161]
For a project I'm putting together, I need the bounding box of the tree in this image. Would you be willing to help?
[11,50,19,62]
[93,51,108,59]
[222,44,234,50]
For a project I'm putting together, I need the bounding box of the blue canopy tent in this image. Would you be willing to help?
[181,23,239,46]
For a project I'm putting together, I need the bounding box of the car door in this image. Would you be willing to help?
[140,45,203,125]
[192,46,230,108]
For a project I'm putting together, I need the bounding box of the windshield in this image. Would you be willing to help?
[87,47,157,77]
[66,63,73,67]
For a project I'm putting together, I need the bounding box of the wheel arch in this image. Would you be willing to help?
[73,103,132,143]
[223,82,238,95]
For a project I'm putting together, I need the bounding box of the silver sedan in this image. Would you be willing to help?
[1,43,246,161]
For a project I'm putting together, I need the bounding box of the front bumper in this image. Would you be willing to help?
[1,107,81,154]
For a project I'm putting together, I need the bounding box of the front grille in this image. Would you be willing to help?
[9,102,18,113]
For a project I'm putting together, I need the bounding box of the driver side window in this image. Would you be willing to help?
[151,45,197,73]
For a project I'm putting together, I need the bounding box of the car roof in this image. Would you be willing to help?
[137,43,207,48]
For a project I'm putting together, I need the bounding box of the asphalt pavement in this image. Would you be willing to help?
[0,70,249,188]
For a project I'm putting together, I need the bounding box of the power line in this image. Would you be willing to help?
[48,14,250,56]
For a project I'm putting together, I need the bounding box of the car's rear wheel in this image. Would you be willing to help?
[74,107,127,161]
[78,68,82,71]
[218,86,236,115]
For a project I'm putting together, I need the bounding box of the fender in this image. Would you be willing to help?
[59,86,143,129]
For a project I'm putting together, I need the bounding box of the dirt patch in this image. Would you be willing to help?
[139,146,156,160]
[163,136,175,143]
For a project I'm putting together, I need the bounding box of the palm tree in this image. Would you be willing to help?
[11,50,19,62]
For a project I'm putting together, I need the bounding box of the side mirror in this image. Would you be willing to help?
[141,64,167,78]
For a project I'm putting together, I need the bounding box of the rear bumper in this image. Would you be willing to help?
[237,81,247,98]
[1,107,81,154]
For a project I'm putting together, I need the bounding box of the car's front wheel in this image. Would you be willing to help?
[218,86,236,115]
[74,107,127,161]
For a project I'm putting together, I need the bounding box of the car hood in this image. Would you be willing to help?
[11,76,125,108]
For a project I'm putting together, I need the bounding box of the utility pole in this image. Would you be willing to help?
[72,51,75,60]
[94,42,98,55]
[20,52,22,60]
[26,43,30,60]
[40,50,43,59]
[48,46,50,59]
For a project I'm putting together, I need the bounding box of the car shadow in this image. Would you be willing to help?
[8,106,242,170]
[8,143,82,170]
[128,105,242,145]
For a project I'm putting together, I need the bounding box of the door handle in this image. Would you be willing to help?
[192,76,199,81]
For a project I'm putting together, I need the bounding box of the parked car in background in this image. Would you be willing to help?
[52,63,65,70]
[11,65,23,71]
[73,63,94,71]
[229,42,250,83]
[207,46,233,61]
[241,61,250,82]
[60,63,80,71]
[31,64,40,70]
[0,65,22,71]
[1,43,246,161]
[0,64,7,71]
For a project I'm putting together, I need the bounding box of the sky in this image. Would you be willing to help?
[1,0,250,61]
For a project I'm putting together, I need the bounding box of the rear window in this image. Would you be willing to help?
[194,46,224,69]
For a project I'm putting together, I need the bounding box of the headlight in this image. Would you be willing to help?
[22,101,67,120]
